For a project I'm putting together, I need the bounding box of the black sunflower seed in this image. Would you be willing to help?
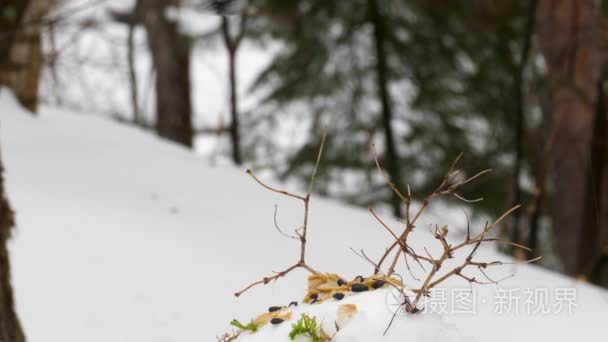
[288,301,298,307]
[270,318,284,325]
[333,292,345,300]
[371,280,387,289]
[351,283,369,292]
[268,306,281,312]
[337,278,346,286]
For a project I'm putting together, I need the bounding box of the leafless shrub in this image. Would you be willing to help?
[233,135,539,336]
[366,148,540,333]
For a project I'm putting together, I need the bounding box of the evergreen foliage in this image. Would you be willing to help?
[243,0,547,217]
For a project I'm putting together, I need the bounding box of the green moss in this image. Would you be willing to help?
[230,319,259,333]
[289,314,322,342]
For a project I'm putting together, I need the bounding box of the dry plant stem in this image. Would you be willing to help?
[373,151,492,276]
[409,205,541,309]
[234,133,327,297]
[370,208,429,279]
[368,150,540,316]
[351,248,381,270]
[217,331,240,342]
[273,205,299,240]
[371,144,409,203]
[382,272,419,335]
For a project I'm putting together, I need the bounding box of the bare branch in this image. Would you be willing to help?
[273,205,299,240]
[369,207,401,245]
[366,153,539,316]
[371,144,408,202]
[351,248,381,271]
[307,131,327,196]
[453,192,484,203]
[235,133,327,297]
[235,263,300,297]
[246,169,306,201]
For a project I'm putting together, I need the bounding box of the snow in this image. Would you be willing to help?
[237,289,468,342]
[1,90,607,341]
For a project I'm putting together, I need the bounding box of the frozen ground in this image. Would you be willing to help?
[1,90,607,341]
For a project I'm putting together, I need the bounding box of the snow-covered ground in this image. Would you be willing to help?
[236,288,469,342]
[1,90,607,341]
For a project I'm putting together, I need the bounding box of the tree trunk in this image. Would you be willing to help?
[0,148,26,342]
[578,78,607,280]
[0,1,29,69]
[0,3,38,337]
[0,0,55,113]
[221,16,243,165]
[510,0,538,251]
[599,104,608,284]
[368,0,403,218]
[137,0,193,148]
[538,0,603,275]
[127,21,141,126]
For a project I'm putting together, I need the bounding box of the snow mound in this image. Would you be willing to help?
[236,289,468,342]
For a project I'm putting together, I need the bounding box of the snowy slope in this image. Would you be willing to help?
[1,90,607,341]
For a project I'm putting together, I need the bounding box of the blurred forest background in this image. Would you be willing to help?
[1,2,608,329]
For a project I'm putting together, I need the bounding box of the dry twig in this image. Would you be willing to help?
[217,331,240,342]
[234,133,327,297]
[234,137,539,328]
[368,150,540,314]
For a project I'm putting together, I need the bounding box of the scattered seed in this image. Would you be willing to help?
[351,283,369,292]
[268,306,282,312]
[289,301,298,307]
[333,293,345,300]
[270,318,284,325]
[371,280,387,289]
[337,278,346,286]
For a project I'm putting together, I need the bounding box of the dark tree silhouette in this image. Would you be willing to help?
[0,148,25,342]
[0,2,30,340]
[221,14,248,165]
[136,0,194,147]
[368,0,403,218]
